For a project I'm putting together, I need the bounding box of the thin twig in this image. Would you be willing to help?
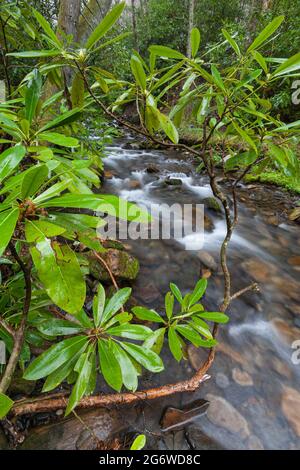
[92,251,119,291]
[0,318,15,338]
[230,282,259,301]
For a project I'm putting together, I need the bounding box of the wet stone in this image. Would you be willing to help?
[185,427,224,450]
[205,394,250,438]
[247,434,264,450]
[232,368,253,387]
[281,386,300,437]
[197,251,218,271]
[215,373,230,389]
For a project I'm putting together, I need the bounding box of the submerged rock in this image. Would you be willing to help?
[20,409,125,450]
[205,394,250,438]
[197,251,218,271]
[281,386,300,437]
[247,434,264,450]
[88,249,139,282]
[232,368,253,387]
[135,281,161,304]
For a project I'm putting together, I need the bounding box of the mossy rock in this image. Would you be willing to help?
[88,249,139,282]
[203,197,222,213]
[8,369,36,397]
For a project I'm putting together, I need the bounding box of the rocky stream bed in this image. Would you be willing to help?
[1,134,300,450]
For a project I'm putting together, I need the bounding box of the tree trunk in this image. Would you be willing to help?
[57,0,81,85]
[187,0,195,58]
[131,0,138,51]
[42,0,81,122]
[77,0,114,45]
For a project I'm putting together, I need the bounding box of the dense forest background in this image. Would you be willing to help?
[1,0,300,119]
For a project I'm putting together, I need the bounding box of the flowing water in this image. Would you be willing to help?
[8,134,300,450]
[99,134,300,450]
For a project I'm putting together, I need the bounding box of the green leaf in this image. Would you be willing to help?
[189,279,207,306]
[211,65,226,92]
[169,283,183,304]
[247,16,284,53]
[85,2,126,50]
[131,434,146,450]
[232,122,257,153]
[148,45,185,60]
[132,306,164,323]
[225,150,257,171]
[24,335,88,380]
[21,164,48,200]
[25,219,66,242]
[197,311,229,323]
[165,292,174,320]
[93,283,105,327]
[25,69,42,123]
[222,29,240,56]
[101,287,131,325]
[273,51,300,77]
[190,317,212,339]
[38,193,104,210]
[32,8,62,48]
[98,339,122,392]
[190,27,201,58]
[65,349,93,415]
[30,239,86,314]
[0,393,14,419]
[143,327,166,355]
[71,73,85,108]
[37,318,84,336]
[42,344,87,392]
[107,324,152,341]
[168,327,182,362]
[33,179,72,205]
[197,88,213,124]
[38,132,79,147]
[38,108,82,133]
[130,55,147,91]
[120,342,164,373]
[176,324,202,347]
[0,145,26,182]
[251,50,268,74]
[158,112,179,144]
[111,341,138,391]
[7,50,60,58]
[0,208,19,257]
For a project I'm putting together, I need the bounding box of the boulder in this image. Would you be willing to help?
[203,197,222,213]
[164,177,183,186]
[288,207,300,222]
[145,164,159,174]
[88,249,139,282]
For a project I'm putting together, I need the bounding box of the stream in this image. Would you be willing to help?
[9,134,300,450]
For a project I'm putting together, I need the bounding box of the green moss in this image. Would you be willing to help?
[245,171,300,194]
